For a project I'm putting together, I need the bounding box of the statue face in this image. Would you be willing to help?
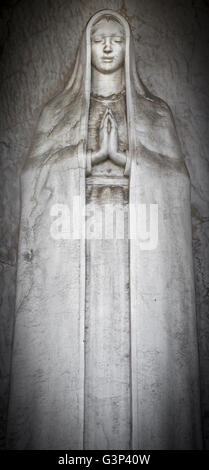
[91,18,125,74]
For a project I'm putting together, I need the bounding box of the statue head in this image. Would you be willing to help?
[91,15,125,74]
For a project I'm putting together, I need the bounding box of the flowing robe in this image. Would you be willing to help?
[85,91,130,449]
[7,10,203,449]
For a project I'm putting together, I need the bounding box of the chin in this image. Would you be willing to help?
[99,64,120,74]
[102,66,116,73]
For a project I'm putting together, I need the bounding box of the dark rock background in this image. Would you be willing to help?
[0,0,209,449]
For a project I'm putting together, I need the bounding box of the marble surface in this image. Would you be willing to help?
[85,183,130,449]
[0,0,209,448]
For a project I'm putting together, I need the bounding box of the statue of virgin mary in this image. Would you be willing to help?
[7,9,203,450]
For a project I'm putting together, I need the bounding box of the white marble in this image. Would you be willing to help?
[0,0,208,448]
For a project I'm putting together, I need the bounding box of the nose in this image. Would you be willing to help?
[103,38,112,53]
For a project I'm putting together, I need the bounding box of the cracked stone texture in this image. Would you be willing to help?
[0,0,208,449]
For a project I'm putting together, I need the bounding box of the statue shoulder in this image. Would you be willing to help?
[154,96,176,125]
[141,93,175,124]
[37,91,64,133]
[134,92,184,161]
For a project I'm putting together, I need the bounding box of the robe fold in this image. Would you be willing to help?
[7,9,202,449]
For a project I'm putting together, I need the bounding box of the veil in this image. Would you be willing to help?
[24,9,181,175]
[7,9,202,450]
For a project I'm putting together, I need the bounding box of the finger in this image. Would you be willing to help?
[108,114,117,131]
[102,116,111,135]
[107,107,114,120]
[108,109,116,123]
[108,108,115,120]
[100,108,109,128]
[107,116,112,134]
[101,115,109,136]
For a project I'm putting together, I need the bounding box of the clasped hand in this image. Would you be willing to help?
[91,108,126,167]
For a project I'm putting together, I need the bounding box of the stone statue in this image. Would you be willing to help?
[7,9,203,449]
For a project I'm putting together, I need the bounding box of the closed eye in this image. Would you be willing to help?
[92,37,103,43]
[113,36,124,43]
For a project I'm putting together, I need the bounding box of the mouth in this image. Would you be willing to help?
[102,57,114,62]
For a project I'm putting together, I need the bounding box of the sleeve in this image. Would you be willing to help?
[124,150,131,176]
[86,150,92,176]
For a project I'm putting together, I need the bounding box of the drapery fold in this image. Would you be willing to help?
[7,9,202,449]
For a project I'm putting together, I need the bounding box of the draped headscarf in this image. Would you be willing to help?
[7,9,202,450]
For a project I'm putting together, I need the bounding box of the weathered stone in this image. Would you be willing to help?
[0,0,208,449]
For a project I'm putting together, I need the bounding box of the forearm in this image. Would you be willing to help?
[91,150,107,165]
[86,149,131,176]
[86,149,107,176]
[111,151,131,175]
[111,151,126,167]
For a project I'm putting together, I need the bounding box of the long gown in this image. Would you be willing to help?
[84,90,131,449]
[6,9,203,450]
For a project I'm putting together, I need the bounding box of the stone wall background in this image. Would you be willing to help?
[0,0,208,449]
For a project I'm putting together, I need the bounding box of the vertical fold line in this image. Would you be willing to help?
[82,24,91,450]
[126,34,138,450]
